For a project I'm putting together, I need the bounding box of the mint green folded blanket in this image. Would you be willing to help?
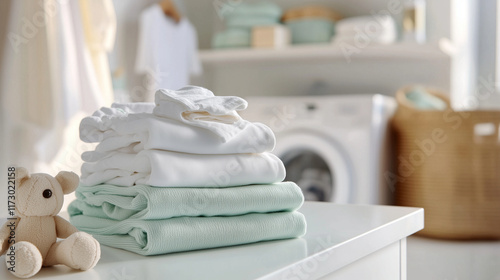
[68,182,304,220]
[70,211,306,255]
[212,28,251,49]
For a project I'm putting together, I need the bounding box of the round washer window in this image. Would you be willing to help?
[281,150,333,202]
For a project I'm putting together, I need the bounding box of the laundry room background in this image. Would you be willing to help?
[110,0,475,109]
[103,0,480,205]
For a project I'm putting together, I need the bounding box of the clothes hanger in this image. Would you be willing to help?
[159,0,181,23]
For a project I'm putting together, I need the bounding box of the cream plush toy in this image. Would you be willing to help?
[0,168,100,278]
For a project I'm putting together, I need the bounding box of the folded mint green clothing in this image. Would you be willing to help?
[70,211,306,255]
[212,28,251,49]
[68,182,304,220]
[286,19,334,44]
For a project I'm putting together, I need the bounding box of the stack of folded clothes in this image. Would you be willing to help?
[212,2,282,48]
[69,86,306,256]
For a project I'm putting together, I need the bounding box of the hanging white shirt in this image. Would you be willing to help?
[135,4,201,95]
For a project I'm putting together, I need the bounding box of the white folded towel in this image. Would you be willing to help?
[80,103,275,155]
[153,86,250,142]
[80,149,286,187]
[79,86,284,188]
[332,15,396,45]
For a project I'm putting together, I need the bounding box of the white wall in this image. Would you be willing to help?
[110,0,158,101]
[448,0,478,110]
[475,0,500,109]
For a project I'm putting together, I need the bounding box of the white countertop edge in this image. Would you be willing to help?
[261,206,424,280]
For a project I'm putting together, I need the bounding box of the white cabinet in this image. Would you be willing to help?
[321,239,406,280]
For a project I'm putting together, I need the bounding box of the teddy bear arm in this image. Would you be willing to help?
[0,218,19,255]
[54,215,79,238]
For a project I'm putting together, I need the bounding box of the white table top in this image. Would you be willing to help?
[0,202,423,280]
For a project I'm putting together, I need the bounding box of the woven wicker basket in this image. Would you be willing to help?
[392,87,500,239]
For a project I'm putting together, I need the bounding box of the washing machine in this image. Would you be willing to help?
[240,94,396,204]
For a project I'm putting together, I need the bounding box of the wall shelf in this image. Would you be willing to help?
[199,43,450,65]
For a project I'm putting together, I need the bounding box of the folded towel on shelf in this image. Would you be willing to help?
[80,101,275,155]
[335,15,395,34]
[285,18,334,44]
[332,15,397,45]
[80,149,286,187]
[153,86,250,142]
[212,28,252,49]
[70,211,306,255]
[213,2,282,48]
[68,182,304,220]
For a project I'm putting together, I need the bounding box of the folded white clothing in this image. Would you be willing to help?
[111,102,154,114]
[80,104,275,155]
[335,15,396,34]
[80,149,286,187]
[153,86,251,142]
[80,105,154,143]
[333,15,396,45]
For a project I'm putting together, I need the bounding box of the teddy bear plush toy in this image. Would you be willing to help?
[0,168,100,278]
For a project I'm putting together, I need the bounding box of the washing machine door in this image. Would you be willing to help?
[274,131,352,203]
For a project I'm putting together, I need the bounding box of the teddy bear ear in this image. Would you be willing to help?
[55,171,79,194]
[16,167,30,184]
